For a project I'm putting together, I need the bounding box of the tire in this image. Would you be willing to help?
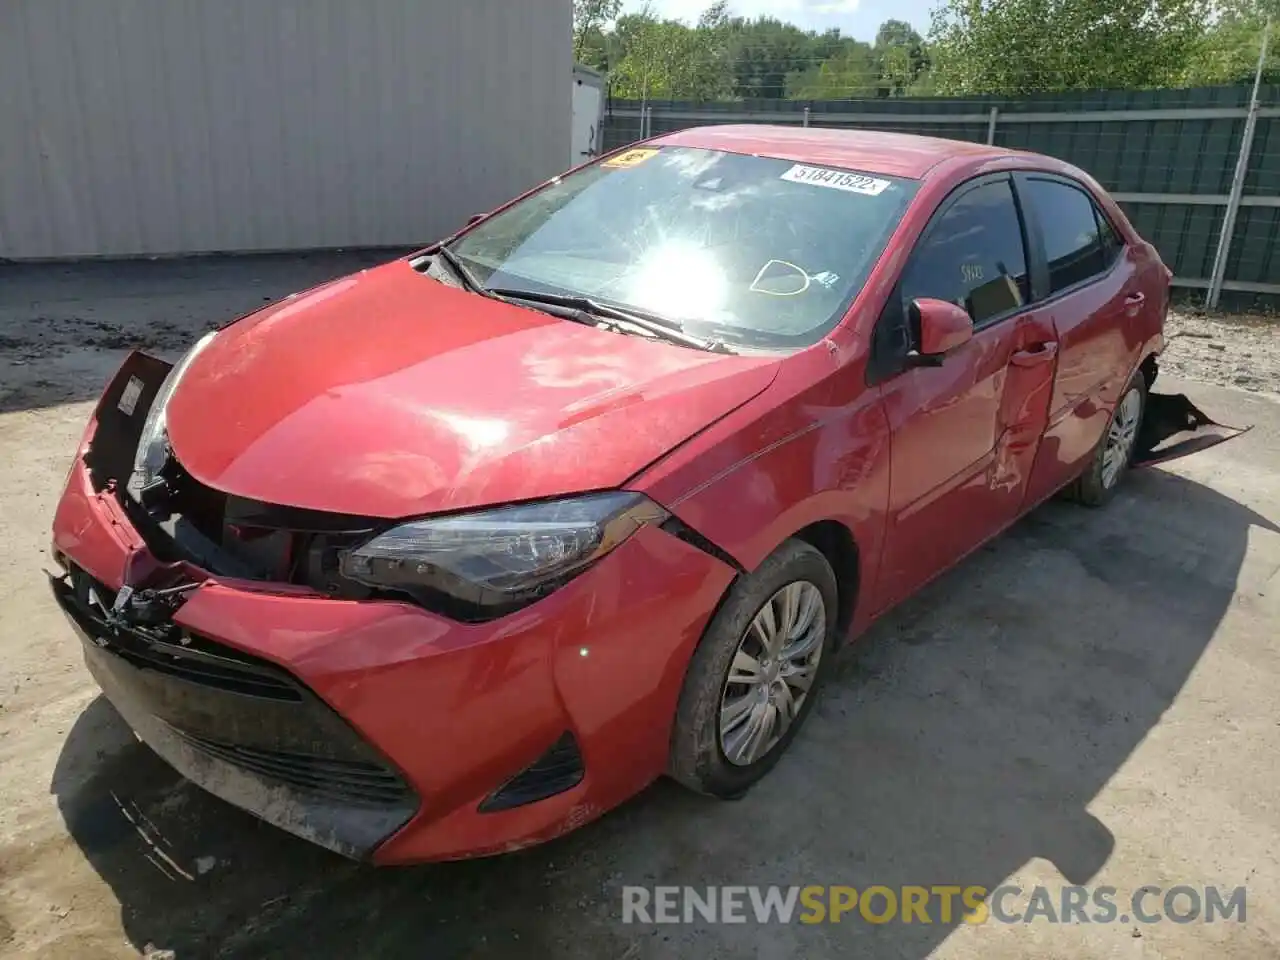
[1075,370,1147,507]
[668,539,838,799]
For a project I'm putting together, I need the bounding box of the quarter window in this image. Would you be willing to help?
[1096,205,1123,267]
[900,179,1029,326]
[1023,178,1115,293]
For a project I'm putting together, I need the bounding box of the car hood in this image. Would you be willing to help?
[165,260,781,518]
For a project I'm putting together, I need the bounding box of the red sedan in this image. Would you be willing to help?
[49,127,1242,863]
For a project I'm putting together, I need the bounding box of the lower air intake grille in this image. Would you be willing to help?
[111,632,302,702]
[64,566,301,702]
[479,732,585,813]
[173,729,414,807]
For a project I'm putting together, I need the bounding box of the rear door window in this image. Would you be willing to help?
[1022,178,1114,294]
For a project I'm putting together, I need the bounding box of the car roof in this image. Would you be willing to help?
[653,124,1026,180]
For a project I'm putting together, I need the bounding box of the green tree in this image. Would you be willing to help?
[698,0,732,30]
[875,19,922,49]
[593,3,950,102]
[928,0,1212,94]
[609,11,733,101]
[874,19,928,95]
[721,16,836,99]
[786,42,879,98]
[574,0,622,65]
[1184,0,1280,86]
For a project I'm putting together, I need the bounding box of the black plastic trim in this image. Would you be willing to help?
[50,565,420,858]
[479,732,585,813]
[223,495,382,535]
[660,515,746,573]
[84,352,171,491]
[171,730,413,807]
[1010,171,1128,308]
[57,568,300,701]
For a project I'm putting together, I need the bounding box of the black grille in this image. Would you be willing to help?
[480,732,585,812]
[53,563,421,853]
[111,630,300,702]
[63,569,300,702]
[172,730,414,806]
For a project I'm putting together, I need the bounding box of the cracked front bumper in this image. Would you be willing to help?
[51,568,419,859]
[50,357,736,863]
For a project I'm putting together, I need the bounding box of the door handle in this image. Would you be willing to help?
[1010,342,1058,368]
[1125,291,1146,313]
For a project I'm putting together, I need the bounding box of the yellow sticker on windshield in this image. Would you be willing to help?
[603,148,659,169]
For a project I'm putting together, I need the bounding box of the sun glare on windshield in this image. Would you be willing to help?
[627,241,729,321]
[449,146,919,350]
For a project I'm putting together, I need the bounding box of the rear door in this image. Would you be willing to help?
[870,174,1057,610]
[1014,174,1143,506]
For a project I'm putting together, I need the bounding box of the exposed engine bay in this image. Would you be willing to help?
[82,351,381,601]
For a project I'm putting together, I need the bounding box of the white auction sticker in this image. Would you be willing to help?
[780,164,891,196]
[117,376,143,416]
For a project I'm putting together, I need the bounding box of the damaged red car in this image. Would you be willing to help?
[49,127,1245,863]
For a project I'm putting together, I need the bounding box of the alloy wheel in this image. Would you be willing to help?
[718,580,826,767]
[1101,387,1142,488]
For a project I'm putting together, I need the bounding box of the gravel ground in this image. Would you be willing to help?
[1162,307,1280,395]
[1,257,1279,960]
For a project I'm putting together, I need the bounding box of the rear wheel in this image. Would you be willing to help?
[668,540,837,798]
[1076,371,1146,507]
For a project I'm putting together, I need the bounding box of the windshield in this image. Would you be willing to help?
[446,146,919,350]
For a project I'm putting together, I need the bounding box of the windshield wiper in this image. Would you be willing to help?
[431,246,489,296]
[487,288,731,353]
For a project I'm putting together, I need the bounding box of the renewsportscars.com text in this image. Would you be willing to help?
[621,885,1247,926]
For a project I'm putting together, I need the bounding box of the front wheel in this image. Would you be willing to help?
[1076,371,1147,507]
[668,539,838,799]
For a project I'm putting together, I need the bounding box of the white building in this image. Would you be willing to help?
[0,0,572,259]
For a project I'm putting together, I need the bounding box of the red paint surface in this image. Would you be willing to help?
[166,262,780,517]
[53,128,1189,862]
[915,297,975,355]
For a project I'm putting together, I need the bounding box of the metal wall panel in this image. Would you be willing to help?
[0,0,571,259]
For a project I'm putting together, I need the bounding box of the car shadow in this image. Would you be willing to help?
[51,468,1278,959]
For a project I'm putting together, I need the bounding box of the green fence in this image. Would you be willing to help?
[603,86,1280,308]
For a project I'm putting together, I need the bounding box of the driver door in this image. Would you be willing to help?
[869,174,1058,611]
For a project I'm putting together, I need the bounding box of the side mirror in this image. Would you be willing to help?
[908,297,973,366]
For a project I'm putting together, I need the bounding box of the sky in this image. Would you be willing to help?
[622,0,934,43]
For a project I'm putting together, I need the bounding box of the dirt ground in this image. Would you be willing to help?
[1,255,1279,960]
[1163,305,1280,394]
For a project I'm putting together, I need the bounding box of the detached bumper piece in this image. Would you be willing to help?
[1133,392,1251,467]
[50,566,418,859]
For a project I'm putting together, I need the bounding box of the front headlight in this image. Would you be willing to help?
[126,330,217,501]
[340,492,669,616]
